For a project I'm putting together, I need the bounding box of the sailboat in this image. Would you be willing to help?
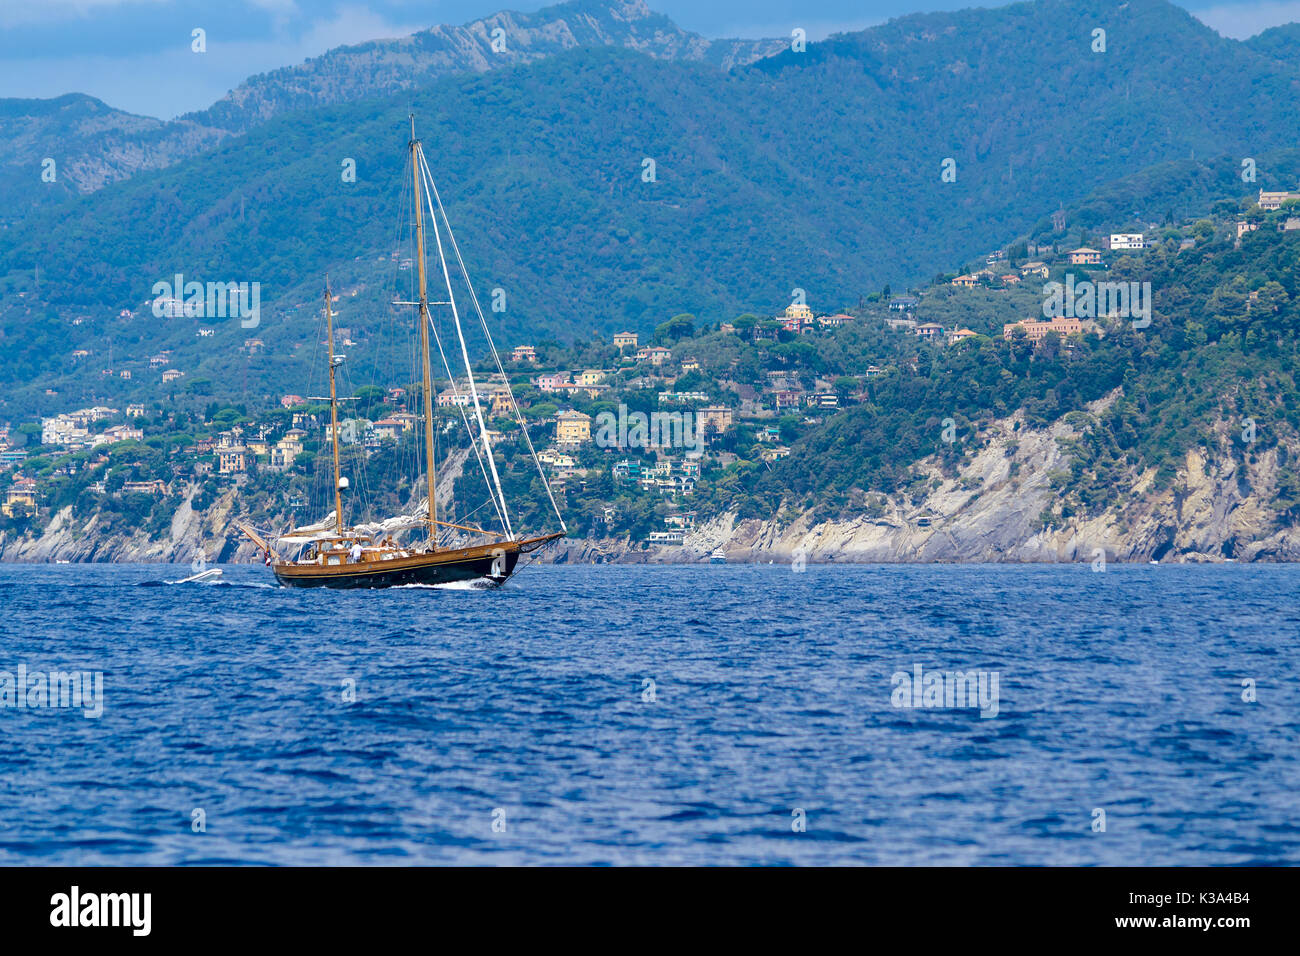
[238,118,565,588]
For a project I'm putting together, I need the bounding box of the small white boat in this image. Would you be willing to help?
[176,567,223,584]
[709,549,727,564]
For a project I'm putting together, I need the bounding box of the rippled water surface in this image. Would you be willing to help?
[1,562,1297,865]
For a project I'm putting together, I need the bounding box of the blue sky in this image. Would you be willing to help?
[0,0,1295,119]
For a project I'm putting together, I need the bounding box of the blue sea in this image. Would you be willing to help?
[1,562,1297,865]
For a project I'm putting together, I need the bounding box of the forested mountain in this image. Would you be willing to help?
[8,188,1299,565]
[4,0,1300,417]
[0,0,782,223]
[0,95,227,224]
[187,0,784,134]
[1244,21,1300,60]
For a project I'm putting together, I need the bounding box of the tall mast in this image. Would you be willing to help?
[411,116,438,547]
[325,281,344,535]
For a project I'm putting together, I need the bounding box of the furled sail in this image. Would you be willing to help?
[275,510,427,546]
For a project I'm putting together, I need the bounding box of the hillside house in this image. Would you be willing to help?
[1258,188,1300,211]
[664,511,696,529]
[774,389,804,410]
[648,530,685,546]
[781,303,816,333]
[372,419,405,442]
[217,446,248,474]
[1003,316,1082,342]
[122,480,167,496]
[2,478,37,517]
[697,406,734,433]
[532,372,570,392]
[1106,233,1145,250]
[269,430,305,470]
[437,389,472,407]
[555,410,592,446]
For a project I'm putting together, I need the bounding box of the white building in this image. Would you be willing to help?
[1108,233,1145,250]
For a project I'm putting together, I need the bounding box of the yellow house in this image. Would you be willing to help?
[697,406,734,433]
[270,430,305,470]
[2,479,37,517]
[489,386,513,416]
[578,369,606,387]
[555,410,592,445]
[613,331,638,349]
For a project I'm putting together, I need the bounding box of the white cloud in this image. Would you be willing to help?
[1190,1,1300,39]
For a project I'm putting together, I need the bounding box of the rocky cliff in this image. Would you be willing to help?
[4,396,1297,565]
[548,393,1300,566]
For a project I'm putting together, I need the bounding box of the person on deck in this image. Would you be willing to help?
[349,542,363,563]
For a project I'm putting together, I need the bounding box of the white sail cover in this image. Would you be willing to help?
[274,510,427,546]
[353,512,428,537]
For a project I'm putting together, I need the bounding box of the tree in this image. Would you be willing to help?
[654,313,696,344]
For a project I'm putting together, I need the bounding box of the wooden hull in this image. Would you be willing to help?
[270,534,560,590]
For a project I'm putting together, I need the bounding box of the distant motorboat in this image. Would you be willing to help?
[709,549,727,564]
[176,567,223,584]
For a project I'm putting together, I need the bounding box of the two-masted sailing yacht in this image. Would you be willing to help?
[237,119,565,588]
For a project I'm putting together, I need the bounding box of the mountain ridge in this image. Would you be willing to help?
[0,0,784,219]
[185,0,785,134]
[5,0,1300,414]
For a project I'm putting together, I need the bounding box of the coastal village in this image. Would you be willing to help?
[3,187,1299,555]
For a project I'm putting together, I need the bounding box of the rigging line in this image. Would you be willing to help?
[425,306,506,534]
[421,159,566,534]
[416,146,510,535]
[416,145,513,539]
[304,299,329,526]
[409,161,498,527]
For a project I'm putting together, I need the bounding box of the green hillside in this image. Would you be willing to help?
[5,0,1300,419]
